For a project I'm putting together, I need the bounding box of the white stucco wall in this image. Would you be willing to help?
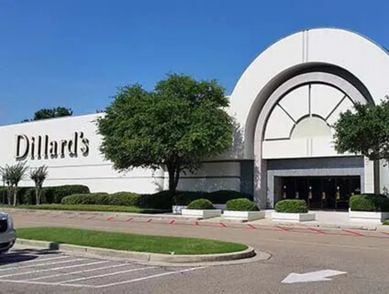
[230,28,389,134]
[0,114,164,193]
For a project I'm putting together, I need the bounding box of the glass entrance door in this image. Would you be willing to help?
[279,176,361,210]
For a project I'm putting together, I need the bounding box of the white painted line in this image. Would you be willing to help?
[0,255,70,270]
[59,267,156,284]
[29,263,130,281]
[0,258,85,272]
[0,260,109,279]
[0,278,97,288]
[95,267,204,288]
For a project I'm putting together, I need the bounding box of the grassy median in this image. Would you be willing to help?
[17,227,248,255]
[0,204,168,214]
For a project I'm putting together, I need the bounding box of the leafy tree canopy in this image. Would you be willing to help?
[333,97,389,162]
[29,107,73,121]
[98,74,233,192]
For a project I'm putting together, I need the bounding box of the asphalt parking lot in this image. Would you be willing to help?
[4,211,389,293]
[0,249,202,291]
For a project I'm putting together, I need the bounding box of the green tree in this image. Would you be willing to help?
[98,74,233,192]
[333,97,389,193]
[32,107,73,121]
[0,162,28,206]
[30,165,48,205]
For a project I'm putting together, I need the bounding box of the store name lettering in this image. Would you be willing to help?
[16,132,90,160]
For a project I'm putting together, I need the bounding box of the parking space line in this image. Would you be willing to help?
[29,263,129,281]
[58,266,156,284]
[0,278,96,288]
[95,267,204,288]
[0,258,85,272]
[0,260,109,279]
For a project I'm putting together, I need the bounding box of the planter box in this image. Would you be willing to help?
[213,204,226,211]
[173,204,225,214]
[181,209,222,219]
[349,209,389,224]
[223,210,265,221]
[272,212,316,222]
[172,205,187,214]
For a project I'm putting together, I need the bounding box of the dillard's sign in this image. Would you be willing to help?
[16,132,90,160]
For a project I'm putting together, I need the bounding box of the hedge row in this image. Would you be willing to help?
[349,194,389,212]
[62,191,174,210]
[60,190,251,209]
[0,185,90,205]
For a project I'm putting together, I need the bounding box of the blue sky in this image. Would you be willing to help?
[0,0,388,125]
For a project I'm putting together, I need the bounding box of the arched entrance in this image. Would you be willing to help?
[229,29,389,208]
[252,68,371,208]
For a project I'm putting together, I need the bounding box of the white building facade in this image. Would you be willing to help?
[1,28,388,208]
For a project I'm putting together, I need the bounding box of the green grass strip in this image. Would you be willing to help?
[17,227,248,255]
[0,204,168,214]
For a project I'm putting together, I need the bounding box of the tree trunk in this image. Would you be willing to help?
[13,185,17,207]
[6,186,11,205]
[167,164,180,193]
[35,186,40,205]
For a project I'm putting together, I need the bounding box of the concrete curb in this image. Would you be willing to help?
[2,207,196,221]
[273,222,379,231]
[16,238,257,265]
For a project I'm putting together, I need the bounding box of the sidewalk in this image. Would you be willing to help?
[2,207,388,232]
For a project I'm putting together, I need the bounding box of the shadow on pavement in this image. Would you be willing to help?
[0,248,59,266]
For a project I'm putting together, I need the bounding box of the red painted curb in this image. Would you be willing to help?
[342,229,364,236]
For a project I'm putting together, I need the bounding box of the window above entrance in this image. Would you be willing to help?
[262,83,358,159]
[264,83,354,141]
[291,116,331,139]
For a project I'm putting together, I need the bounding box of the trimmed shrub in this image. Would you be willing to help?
[61,193,110,205]
[140,191,175,209]
[187,199,215,210]
[61,191,173,209]
[173,190,252,205]
[18,187,36,205]
[0,187,35,205]
[173,191,207,205]
[383,220,389,225]
[0,187,7,204]
[108,192,142,206]
[0,185,90,205]
[275,199,308,213]
[207,190,252,203]
[349,194,389,212]
[42,185,90,204]
[225,198,259,211]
